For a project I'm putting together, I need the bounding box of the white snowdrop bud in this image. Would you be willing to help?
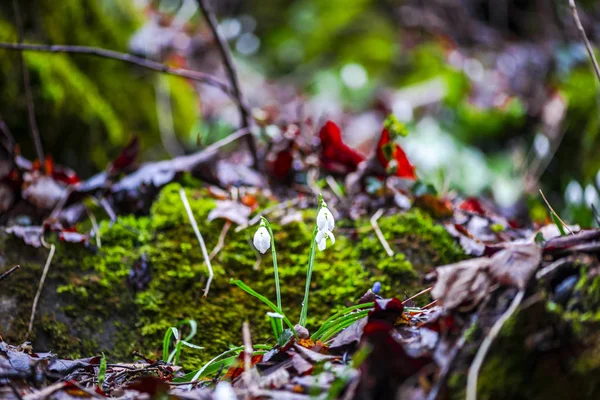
[253,226,271,254]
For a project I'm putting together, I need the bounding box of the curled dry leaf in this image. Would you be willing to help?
[489,242,541,290]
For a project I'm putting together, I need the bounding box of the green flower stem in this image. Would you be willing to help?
[299,194,325,328]
[261,217,283,335]
[299,226,318,327]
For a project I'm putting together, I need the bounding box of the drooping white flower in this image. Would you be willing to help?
[317,207,335,231]
[253,226,271,254]
[316,229,335,251]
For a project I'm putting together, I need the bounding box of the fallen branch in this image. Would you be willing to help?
[0,42,237,101]
[466,290,525,400]
[27,244,56,339]
[196,0,258,167]
[179,188,214,297]
[569,0,600,84]
[0,265,20,283]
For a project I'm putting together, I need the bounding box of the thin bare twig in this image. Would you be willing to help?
[569,0,600,84]
[209,220,231,260]
[539,189,574,235]
[196,0,258,167]
[11,0,44,163]
[27,244,56,339]
[402,286,432,305]
[466,290,525,400]
[0,265,20,282]
[179,188,214,297]
[370,208,394,257]
[0,42,237,100]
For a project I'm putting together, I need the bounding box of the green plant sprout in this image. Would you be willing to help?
[162,319,204,366]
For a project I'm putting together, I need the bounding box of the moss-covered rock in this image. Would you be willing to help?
[447,268,600,400]
[0,183,464,370]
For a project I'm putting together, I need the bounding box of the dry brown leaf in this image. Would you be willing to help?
[489,243,541,290]
[431,258,492,311]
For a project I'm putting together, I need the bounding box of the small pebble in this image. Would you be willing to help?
[372,281,381,294]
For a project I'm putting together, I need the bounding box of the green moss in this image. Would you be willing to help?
[1,183,465,371]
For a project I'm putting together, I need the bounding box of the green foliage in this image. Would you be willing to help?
[98,352,107,388]
[0,0,198,172]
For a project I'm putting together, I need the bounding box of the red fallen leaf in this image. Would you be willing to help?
[319,121,365,174]
[376,128,416,180]
[109,136,139,174]
[267,148,294,180]
[358,320,431,399]
[368,298,405,324]
[459,197,485,214]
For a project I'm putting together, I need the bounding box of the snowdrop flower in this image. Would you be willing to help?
[316,228,335,251]
[253,225,271,254]
[317,206,335,231]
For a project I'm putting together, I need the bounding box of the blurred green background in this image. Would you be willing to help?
[1,0,600,225]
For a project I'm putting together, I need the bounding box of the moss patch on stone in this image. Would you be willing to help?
[1,183,464,371]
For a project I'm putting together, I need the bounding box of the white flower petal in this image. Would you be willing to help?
[253,226,271,254]
[317,238,326,251]
[327,230,335,245]
[316,229,325,243]
[326,211,335,231]
[317,208,328,231]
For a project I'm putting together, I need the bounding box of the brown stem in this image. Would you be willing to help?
[196,0,258,167]
[12,0,44,164]
[569,0,600,84]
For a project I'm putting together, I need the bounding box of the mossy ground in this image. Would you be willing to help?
[448,269,600,400]
[0,183,464,371]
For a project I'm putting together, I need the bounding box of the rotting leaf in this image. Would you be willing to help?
[207,200,251,226]
[4,225,43,248]
[488,242,541,289]
[431,257,492,311]
[329,317,368,351]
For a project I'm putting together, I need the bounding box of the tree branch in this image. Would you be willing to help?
[0,41,239,101]
[196,0,258,167]
[12,0,44,163]
[569,0,600,84]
